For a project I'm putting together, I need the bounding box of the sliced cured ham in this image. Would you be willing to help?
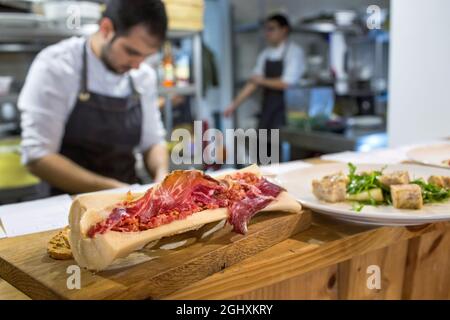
[69,165,302,271]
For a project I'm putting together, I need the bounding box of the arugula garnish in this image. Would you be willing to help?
[347,163,384,195]
[346,163,449,212]
[346,163,388,212]
[411,178,450,203]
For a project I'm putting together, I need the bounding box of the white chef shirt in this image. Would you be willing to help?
[252,40,305,86]
[18,36,165,165]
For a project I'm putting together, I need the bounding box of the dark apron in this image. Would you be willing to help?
[257,44,288,162]
[53,40,142,194]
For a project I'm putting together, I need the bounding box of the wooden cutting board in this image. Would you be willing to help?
[0,210,311,300]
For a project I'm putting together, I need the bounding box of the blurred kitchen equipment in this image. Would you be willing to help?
[0,0,45,12]
[287,86,343,133]
[175,51,190,87]
[306,55,324,78]
[308,87,335,118]
[329,31,348,95]
[0,12,48,27]
[162,41,176,87]
[334,10,357,26]
[0,76,13,96]
[299,10,362,33]
[299,9,389,118]
[0,3,99,143]
[0,138,47,204]
[1,103,17,122]
[346,115,383,128]
[362,7,389,30]
[0,138,40,190]
[36,1,102,24]
[163,0,204,31]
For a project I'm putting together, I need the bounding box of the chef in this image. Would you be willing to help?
[224,14,305,160]
[18,0,169,194]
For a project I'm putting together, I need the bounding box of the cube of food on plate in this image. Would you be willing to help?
[390,184,423,209]
[428,175,450,189]
[312,172,348,203]
[379,171,410,187]
[346,188,384,202]
[359,170,376,176]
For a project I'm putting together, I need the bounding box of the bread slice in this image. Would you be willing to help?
[69,165,302,271]
[48,227,73,260]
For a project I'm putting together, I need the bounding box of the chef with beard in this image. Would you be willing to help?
[18,0,169,194]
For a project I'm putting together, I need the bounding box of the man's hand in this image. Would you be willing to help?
[154,168,168,183]
[223,102,237,117]
[27,153,130,194]
[250,75,264,85]
[251,76,288,90]
[101,177,129,189]
[224,81,259,118]
[144,143,169,183]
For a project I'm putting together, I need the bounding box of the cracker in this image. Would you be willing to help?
[47,227,73,260]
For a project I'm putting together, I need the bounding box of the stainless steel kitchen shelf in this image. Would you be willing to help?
[0,43,47,53]
[280,126,387,153]
[295,22,363,35]
[234,22,261,33]
[0,27,199,47]
[0,0,44,11]
[234,21,363,35]
[0,123,18,135]
[158,85,196,96]
[0,94,19,104]
[0,26,89,43]
[168,29,201,39]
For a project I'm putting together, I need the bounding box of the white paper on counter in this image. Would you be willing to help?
[0,194,72,238]
[0,224,6,239]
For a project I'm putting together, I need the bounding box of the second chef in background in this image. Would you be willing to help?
[18,0,169,194]
[224,14,305,159]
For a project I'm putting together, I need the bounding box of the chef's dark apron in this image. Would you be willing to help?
[257,43,288,163]
[53,40,142,194]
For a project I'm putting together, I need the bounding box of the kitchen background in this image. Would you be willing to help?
[0,0,449,204]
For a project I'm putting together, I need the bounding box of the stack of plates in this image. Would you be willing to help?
[407,143,450,169]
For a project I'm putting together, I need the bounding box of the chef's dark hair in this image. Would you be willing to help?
[102,0,168,41]
[266,14,291,33]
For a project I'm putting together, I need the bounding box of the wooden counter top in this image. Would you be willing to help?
[166,214,450,299]
[1,158,450,300]
[0,278,30,300]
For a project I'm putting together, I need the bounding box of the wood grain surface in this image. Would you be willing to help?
[0,278,30,300]
[165,215,450,299]
[0,210,311,300]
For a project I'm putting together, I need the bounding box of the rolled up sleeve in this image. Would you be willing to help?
[18,53,77,165]
[252,51,266,77]
[282,45,306,86]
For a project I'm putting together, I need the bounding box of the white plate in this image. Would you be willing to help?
[407,143,450,169]
[277,163,450,226]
